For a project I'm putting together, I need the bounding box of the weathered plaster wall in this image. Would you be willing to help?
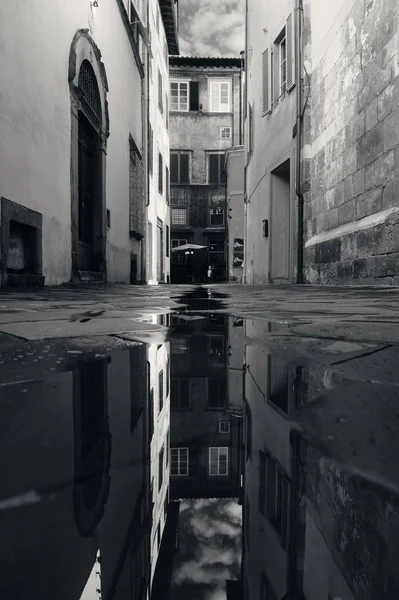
[0,0,143,285]
[245,0,297,284]
[305,0,399,284]
[226,147,245,282]
[147,0,170,284]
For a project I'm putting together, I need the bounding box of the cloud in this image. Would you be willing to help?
[171,499,242,599]
[179,0,245,57]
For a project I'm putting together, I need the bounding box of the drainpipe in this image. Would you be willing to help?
[295,0,304,284]
[243,0,249,285]
[239,51,245,145]
[144,0,151,283]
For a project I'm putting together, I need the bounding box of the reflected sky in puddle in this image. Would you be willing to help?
[1,313,399,599]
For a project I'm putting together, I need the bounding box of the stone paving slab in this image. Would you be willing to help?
[0,317,164,341]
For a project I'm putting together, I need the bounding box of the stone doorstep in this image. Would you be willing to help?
[77,270,104,282]
[7,274,45,288]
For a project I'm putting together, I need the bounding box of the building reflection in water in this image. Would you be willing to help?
[242,318,399,600]
[151,313,243,599]
[3,315,399,599]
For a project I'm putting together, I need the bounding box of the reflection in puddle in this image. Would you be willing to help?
[0,314,399,598]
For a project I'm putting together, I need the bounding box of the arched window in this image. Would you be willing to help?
[78,60,101,118]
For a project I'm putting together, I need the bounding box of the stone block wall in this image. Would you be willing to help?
[304,0,399,284]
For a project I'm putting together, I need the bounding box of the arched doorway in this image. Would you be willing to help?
[68,31,109,280]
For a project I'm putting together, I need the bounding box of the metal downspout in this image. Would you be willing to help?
[295,0,304,284]
[243,0,249,285]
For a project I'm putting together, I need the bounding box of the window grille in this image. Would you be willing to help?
[78,60,101,118]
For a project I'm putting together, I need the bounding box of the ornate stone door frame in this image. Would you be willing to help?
[68,30,110,281]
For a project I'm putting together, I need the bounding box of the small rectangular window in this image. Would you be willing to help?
[219,421,230,433]
[171,207,187,225]
[171,447,189,475]
[171,238,187,249]
[209,207,224,226]
[280,34,287,96]
[220,126,231,139]
[209,447,229,476]
[171,337,189,354]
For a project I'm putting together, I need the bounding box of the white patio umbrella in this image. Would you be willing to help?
[172,244,207,253]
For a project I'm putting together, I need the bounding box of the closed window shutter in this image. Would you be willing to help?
[189,81,199,111]
[286,13,295,91]
[180,154,189,183]
[209,81,219,112]
[219,154,226,184]
[170,153,178,183]
[262,48,271,114]
[209,154,219,183]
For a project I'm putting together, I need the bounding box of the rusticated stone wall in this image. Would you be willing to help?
[304,0,399,284]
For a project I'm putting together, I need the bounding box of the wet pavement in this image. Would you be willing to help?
[1,284,399,599]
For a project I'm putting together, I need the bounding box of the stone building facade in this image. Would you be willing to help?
[146,0,179,285]
[304,0,399,284]
[169,57,242,283]
[244,0,300,284]
[0,0,148,288]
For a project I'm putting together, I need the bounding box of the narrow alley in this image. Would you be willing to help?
[1,0,399,599]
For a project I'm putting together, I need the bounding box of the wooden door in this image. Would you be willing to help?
[157,224,164,282]
[270,161,291,281]
[78,120,96,271]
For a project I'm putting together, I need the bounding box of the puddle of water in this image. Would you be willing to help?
[0,313,399,599]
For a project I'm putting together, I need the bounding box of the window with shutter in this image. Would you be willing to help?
[170,153,178,183]
[170,80,189,111]
[189,81,199,111]
[209,447,229,475]
[209,80,232,112]
[180,153,189,183]
[170,152,190,183]
[262,48,271,115]
[286,13,295,90]
[208,153,226,185]
[165,94,169,128]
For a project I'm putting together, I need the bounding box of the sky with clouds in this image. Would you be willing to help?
[179,0,245,58]
[170,498,242,599]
